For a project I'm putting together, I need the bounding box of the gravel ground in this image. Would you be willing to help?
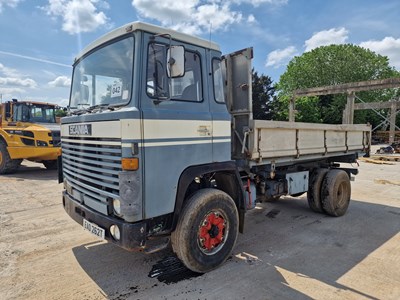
[0,154,399,300]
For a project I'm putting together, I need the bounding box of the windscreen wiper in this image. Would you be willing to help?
[69,109,87,115]
[86,104,115,112]
[69,104,115,115]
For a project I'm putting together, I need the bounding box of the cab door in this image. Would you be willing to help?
[222,47,253,160]
[140,34,212,219]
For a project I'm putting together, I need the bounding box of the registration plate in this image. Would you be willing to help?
[83,219,105,240]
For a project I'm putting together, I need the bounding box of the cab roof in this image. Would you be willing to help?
[7,100,57,107]
[75,21,220,62]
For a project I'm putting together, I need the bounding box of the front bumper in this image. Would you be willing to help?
[63,191,147,251]
[8,146,59,161]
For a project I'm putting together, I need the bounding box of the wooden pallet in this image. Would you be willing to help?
[369,155,400,162]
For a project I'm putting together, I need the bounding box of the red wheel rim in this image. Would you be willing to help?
[198,211,227,254]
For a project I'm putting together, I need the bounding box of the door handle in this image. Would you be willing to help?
[197,126,211,136]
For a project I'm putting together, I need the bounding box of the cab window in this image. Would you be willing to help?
[212,59,225,103]
[147,43,203,102]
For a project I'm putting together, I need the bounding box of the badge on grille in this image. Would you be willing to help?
[69,124,92,136]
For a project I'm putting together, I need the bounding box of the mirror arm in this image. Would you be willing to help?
[151,33,173,101]
[153,96,169,105]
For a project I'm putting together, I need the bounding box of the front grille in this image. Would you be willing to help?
[21,137,35,146]
[62,136,122,215]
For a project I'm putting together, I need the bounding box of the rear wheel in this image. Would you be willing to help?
[307,168,329,213]
[321,169,351,217]
[171,188,239,273]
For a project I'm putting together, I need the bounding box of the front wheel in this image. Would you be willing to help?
[0,141,19,174]
[171,188,239,273]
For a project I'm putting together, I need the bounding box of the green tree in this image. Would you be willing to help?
[276,44,400,126]
[252,69,276,120]
[55,109,67,117]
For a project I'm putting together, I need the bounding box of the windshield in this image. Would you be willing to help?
[13,104,56,123]
[69,36,134,110]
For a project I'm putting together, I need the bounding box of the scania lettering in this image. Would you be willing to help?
[60,22,371,273]
[69,124,92,136]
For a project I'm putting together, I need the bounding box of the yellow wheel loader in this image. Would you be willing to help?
[0,99,61,174]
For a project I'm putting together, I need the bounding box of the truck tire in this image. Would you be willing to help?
[11,159,22,172]
[321,169,351,217]
[0,141,18,174]
[43,160,58,170]
[171,188,239,273]
[307,168,329,213]
[12,159,23,166]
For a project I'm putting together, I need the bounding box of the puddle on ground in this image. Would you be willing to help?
[148,255,203,284]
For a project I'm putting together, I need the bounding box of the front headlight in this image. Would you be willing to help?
[113,199,121,215]
[64,179,73,195]
[36,140,48,147]
[110,225,120,240]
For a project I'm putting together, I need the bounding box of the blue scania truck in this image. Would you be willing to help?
[60,22,371,273]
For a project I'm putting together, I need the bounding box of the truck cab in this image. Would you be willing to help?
[62,22,244,270]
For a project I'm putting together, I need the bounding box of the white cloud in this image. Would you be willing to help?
[0,77,37,88]
[197,3,242,30]
[132,0,278,35]
[233,0,288,6]
[0,87,25,100]
[0,63,37,88]
[0,0,21,13]
[132,0,196,23]
[265,46,298,68]
[304,27,349,52]
[57,98,70,107]
[0,63,20,77]
[25,96,69,107]
[42,0,110,34]
[48,75,71,87]
[247,14,256,24]
[360,37,400,69]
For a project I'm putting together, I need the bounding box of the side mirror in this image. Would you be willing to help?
[167,46,185,78]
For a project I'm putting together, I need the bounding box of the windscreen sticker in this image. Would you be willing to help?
[111,82,122,98]
[122,90,129,100]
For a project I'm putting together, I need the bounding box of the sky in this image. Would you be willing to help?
[0,0,399,107]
